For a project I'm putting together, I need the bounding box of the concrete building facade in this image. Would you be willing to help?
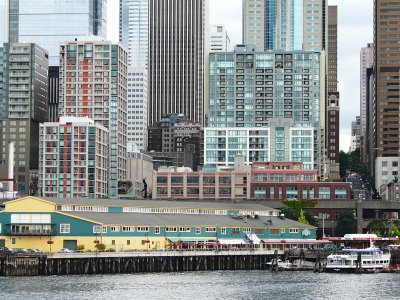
[58,40,128,198]
[148,0,209,126]
[38,117,109,199]
[210,24,230,52]
[0,43,48,195]
[373,0,400,191]
[206,46,325,174]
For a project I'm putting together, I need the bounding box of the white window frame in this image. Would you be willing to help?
[166,227,177,232]
[206,227,216,233]
[179,227,190,232]
[289,228,299,233]
[196,227,201,234]
[102,226,107,233]
[0,223,2,234]
[137,226,149,232]
[281,228,285,234]
[155,227,160,234]
[221,227,226,235]
[93,225,101,233]
[111,226,120,232]
[60,224,70,234]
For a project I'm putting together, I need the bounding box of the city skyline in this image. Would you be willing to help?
[107,0,373,152]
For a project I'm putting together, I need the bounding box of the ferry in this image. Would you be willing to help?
[325,246,391,273]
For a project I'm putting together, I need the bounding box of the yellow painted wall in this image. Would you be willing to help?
[0,235,170,252]
[5,197,56,213]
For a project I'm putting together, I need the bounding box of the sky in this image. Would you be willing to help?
[107,0,374,152]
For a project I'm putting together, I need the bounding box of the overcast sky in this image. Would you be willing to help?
[107,0,374,151]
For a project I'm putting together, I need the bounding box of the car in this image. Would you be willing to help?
[0,246,10,253]
[58,248,73,253]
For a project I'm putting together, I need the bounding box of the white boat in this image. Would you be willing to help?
[266,259,294,270]
[325,245,391,273]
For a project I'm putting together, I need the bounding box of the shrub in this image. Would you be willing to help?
[76,245,85,252]
[95,243,106,251]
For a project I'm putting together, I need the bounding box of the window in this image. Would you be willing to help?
[289,228,299,233]
[137,226,149,232]
[0,223,2,234]
[122,226,135,232]
[11,237,16,245]
[111,226,120,232]
[93,226,101,233]
[281,228,285,234]
[60,224,70,234]
[232,228,240,235]
[112,240,115,245]
[206,227,216,232]
[196,227,201,234]
[179,227,190,232]
[127,240,131,245]
[102,226,107,233]
[221,227,226,235]
[155,227,160,234]
[166,227,177,232]
[270,229,279,235]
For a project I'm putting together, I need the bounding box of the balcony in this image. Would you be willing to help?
[6,224,55,236]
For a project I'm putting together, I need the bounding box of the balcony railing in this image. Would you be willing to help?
[6,229,55,236]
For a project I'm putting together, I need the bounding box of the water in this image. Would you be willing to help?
[0,271,399,300]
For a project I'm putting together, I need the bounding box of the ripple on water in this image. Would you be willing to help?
[0,271,399,300]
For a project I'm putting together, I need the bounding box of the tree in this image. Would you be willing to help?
[298,209,309,225]
[335,210,357,237]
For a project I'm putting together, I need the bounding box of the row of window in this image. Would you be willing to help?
[56,224,300,235]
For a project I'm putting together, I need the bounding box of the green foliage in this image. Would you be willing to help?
[298,209,309,225]
[95,243,106,251]
[389,223,400,237]
[106,248,116,252]
[76,244,85,251]
[280,207,318,227]
[335,210,357,237]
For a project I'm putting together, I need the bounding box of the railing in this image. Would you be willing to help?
[6,230,55,236]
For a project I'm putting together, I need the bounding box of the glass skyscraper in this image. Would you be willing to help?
[119,0,148,68]
[243,0,326,52]
[4,0,107,65]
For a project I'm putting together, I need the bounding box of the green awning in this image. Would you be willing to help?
[168,237,209,242]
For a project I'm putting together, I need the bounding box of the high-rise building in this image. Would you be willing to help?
[373,0,400,190]
[119,0,148,68]
[148,0,209,126]
[325,5,340,179]
[3,0,107,65]
[127,67,147,151]
[59,40,127,198]
[205,46,325,172]
[210,24,230,52]
[243,0,326,52]
[39,117,109,198]
[119,0,149,151]
[48,66,60,122]
[0,43,48,195]
[350,116,361,152]
[360,43,374,137]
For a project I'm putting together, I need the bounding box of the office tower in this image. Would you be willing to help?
[374,0,400,190]
[0,1,9,44]
[119,0,148,68]
[3,0,107,65]
[243,0,326,51]
[210,25,230,52]
[205,46,324,171]
[48,66,60,122]
[360,43,374,137]
[350,116,361,152]
[325,5,339,179]
[0,43,48,195]
[119,0,149,151]
[127,67,148,151]
[59,40,127,198]
[148,0,209,126]
[39,117,109,198]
